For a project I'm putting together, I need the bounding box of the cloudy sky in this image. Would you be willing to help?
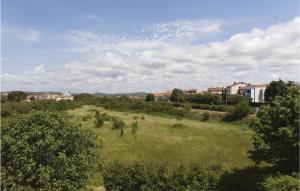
[2,0,300,93]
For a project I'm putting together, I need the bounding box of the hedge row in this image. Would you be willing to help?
[103,161,220,191]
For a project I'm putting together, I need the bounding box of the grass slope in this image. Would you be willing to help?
[68,105,254,187]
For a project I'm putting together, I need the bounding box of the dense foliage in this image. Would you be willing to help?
[7,91,27,102]
[186,93,223,105]
[103,161,221,191]
[224,101,251,121]
[169,88,186,103]
[250,90,299,172]
[264,80,288,102]
[145,93,155,102]
[261,174,299,191]
[1,111,96,190]
[1,100,80,117]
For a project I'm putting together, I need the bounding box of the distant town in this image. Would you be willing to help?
[2,81,299,103]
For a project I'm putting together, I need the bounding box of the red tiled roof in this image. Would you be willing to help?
[208,87,224,91]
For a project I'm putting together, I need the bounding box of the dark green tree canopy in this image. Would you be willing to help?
[169,88,186,103]
[145,93,155,102]
[7,91,27,102]
[250,90,299,172]
[1,111,96,190]
[264,80,288,102]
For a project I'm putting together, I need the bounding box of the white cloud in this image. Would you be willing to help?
[2,18,300,92]
[2,25,41,42]
[145,19,222,42]
[17,28,41,42]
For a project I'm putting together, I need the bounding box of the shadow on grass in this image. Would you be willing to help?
[218,166,274,191]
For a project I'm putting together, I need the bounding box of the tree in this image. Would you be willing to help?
[30,96,35,102]
[1,111,96,190]
[7,91,27,102]
[145,93,155,102]
[250,90,299,172]
[264,80,288,102]
[169,88,185,103]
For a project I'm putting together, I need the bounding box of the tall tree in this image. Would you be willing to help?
[169,88,185,103]
[264,80,288,102]
[145,93,155,102]
[7,91,27,102]
[250,89,299,172]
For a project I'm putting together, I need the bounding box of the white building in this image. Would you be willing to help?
[55,93,74,101]
[244,84,267,103]
[226,82,249,95]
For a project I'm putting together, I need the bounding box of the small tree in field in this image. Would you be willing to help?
[1,111,96,190]
[169,88,185,103]
[94,115,104,128]
[131,120,138,135]
[145,93,155,102]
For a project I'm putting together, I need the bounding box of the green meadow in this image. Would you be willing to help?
[68,105,254,187]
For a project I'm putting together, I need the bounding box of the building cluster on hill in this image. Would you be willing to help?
[153,81,269,103]
[25,92,74,102]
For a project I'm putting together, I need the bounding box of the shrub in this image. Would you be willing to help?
[7,91,27,102]
[87,108,99,113]
[131,120,138,134]
[1,111,96,190]
[1,102,32,117]
[186,93,223,105]
[82,114,92,121]
[171,123,184,128]
[224,101,250,121]
[94,115,104,128]
[261,174,299,191]
[103,161,220,191]
[202,112,210,121]
[133,115,139,120]
[111,117,126,129]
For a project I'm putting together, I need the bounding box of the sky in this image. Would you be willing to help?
[1,0,300,93]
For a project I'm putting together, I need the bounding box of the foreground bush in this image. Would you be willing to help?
[1,111,96,190]
[261,174,299,191]
[250,91,299,172]
[103,161,220,191]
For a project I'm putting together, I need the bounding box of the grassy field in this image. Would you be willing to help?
[68,105,254,187]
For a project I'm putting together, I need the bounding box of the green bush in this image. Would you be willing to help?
[103,161,220,191]
[82,114,92,121]
[223,101,250,121]
[261,174,299,191]
[131,120,138,134]
[7,91,27,102]
[202,112,210,121]
[1,111,96,190]
[1,102,32,117]
[94,115,104,128]
[186,93,223,105]
[171,123,184,128]
[111,117,126,129]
